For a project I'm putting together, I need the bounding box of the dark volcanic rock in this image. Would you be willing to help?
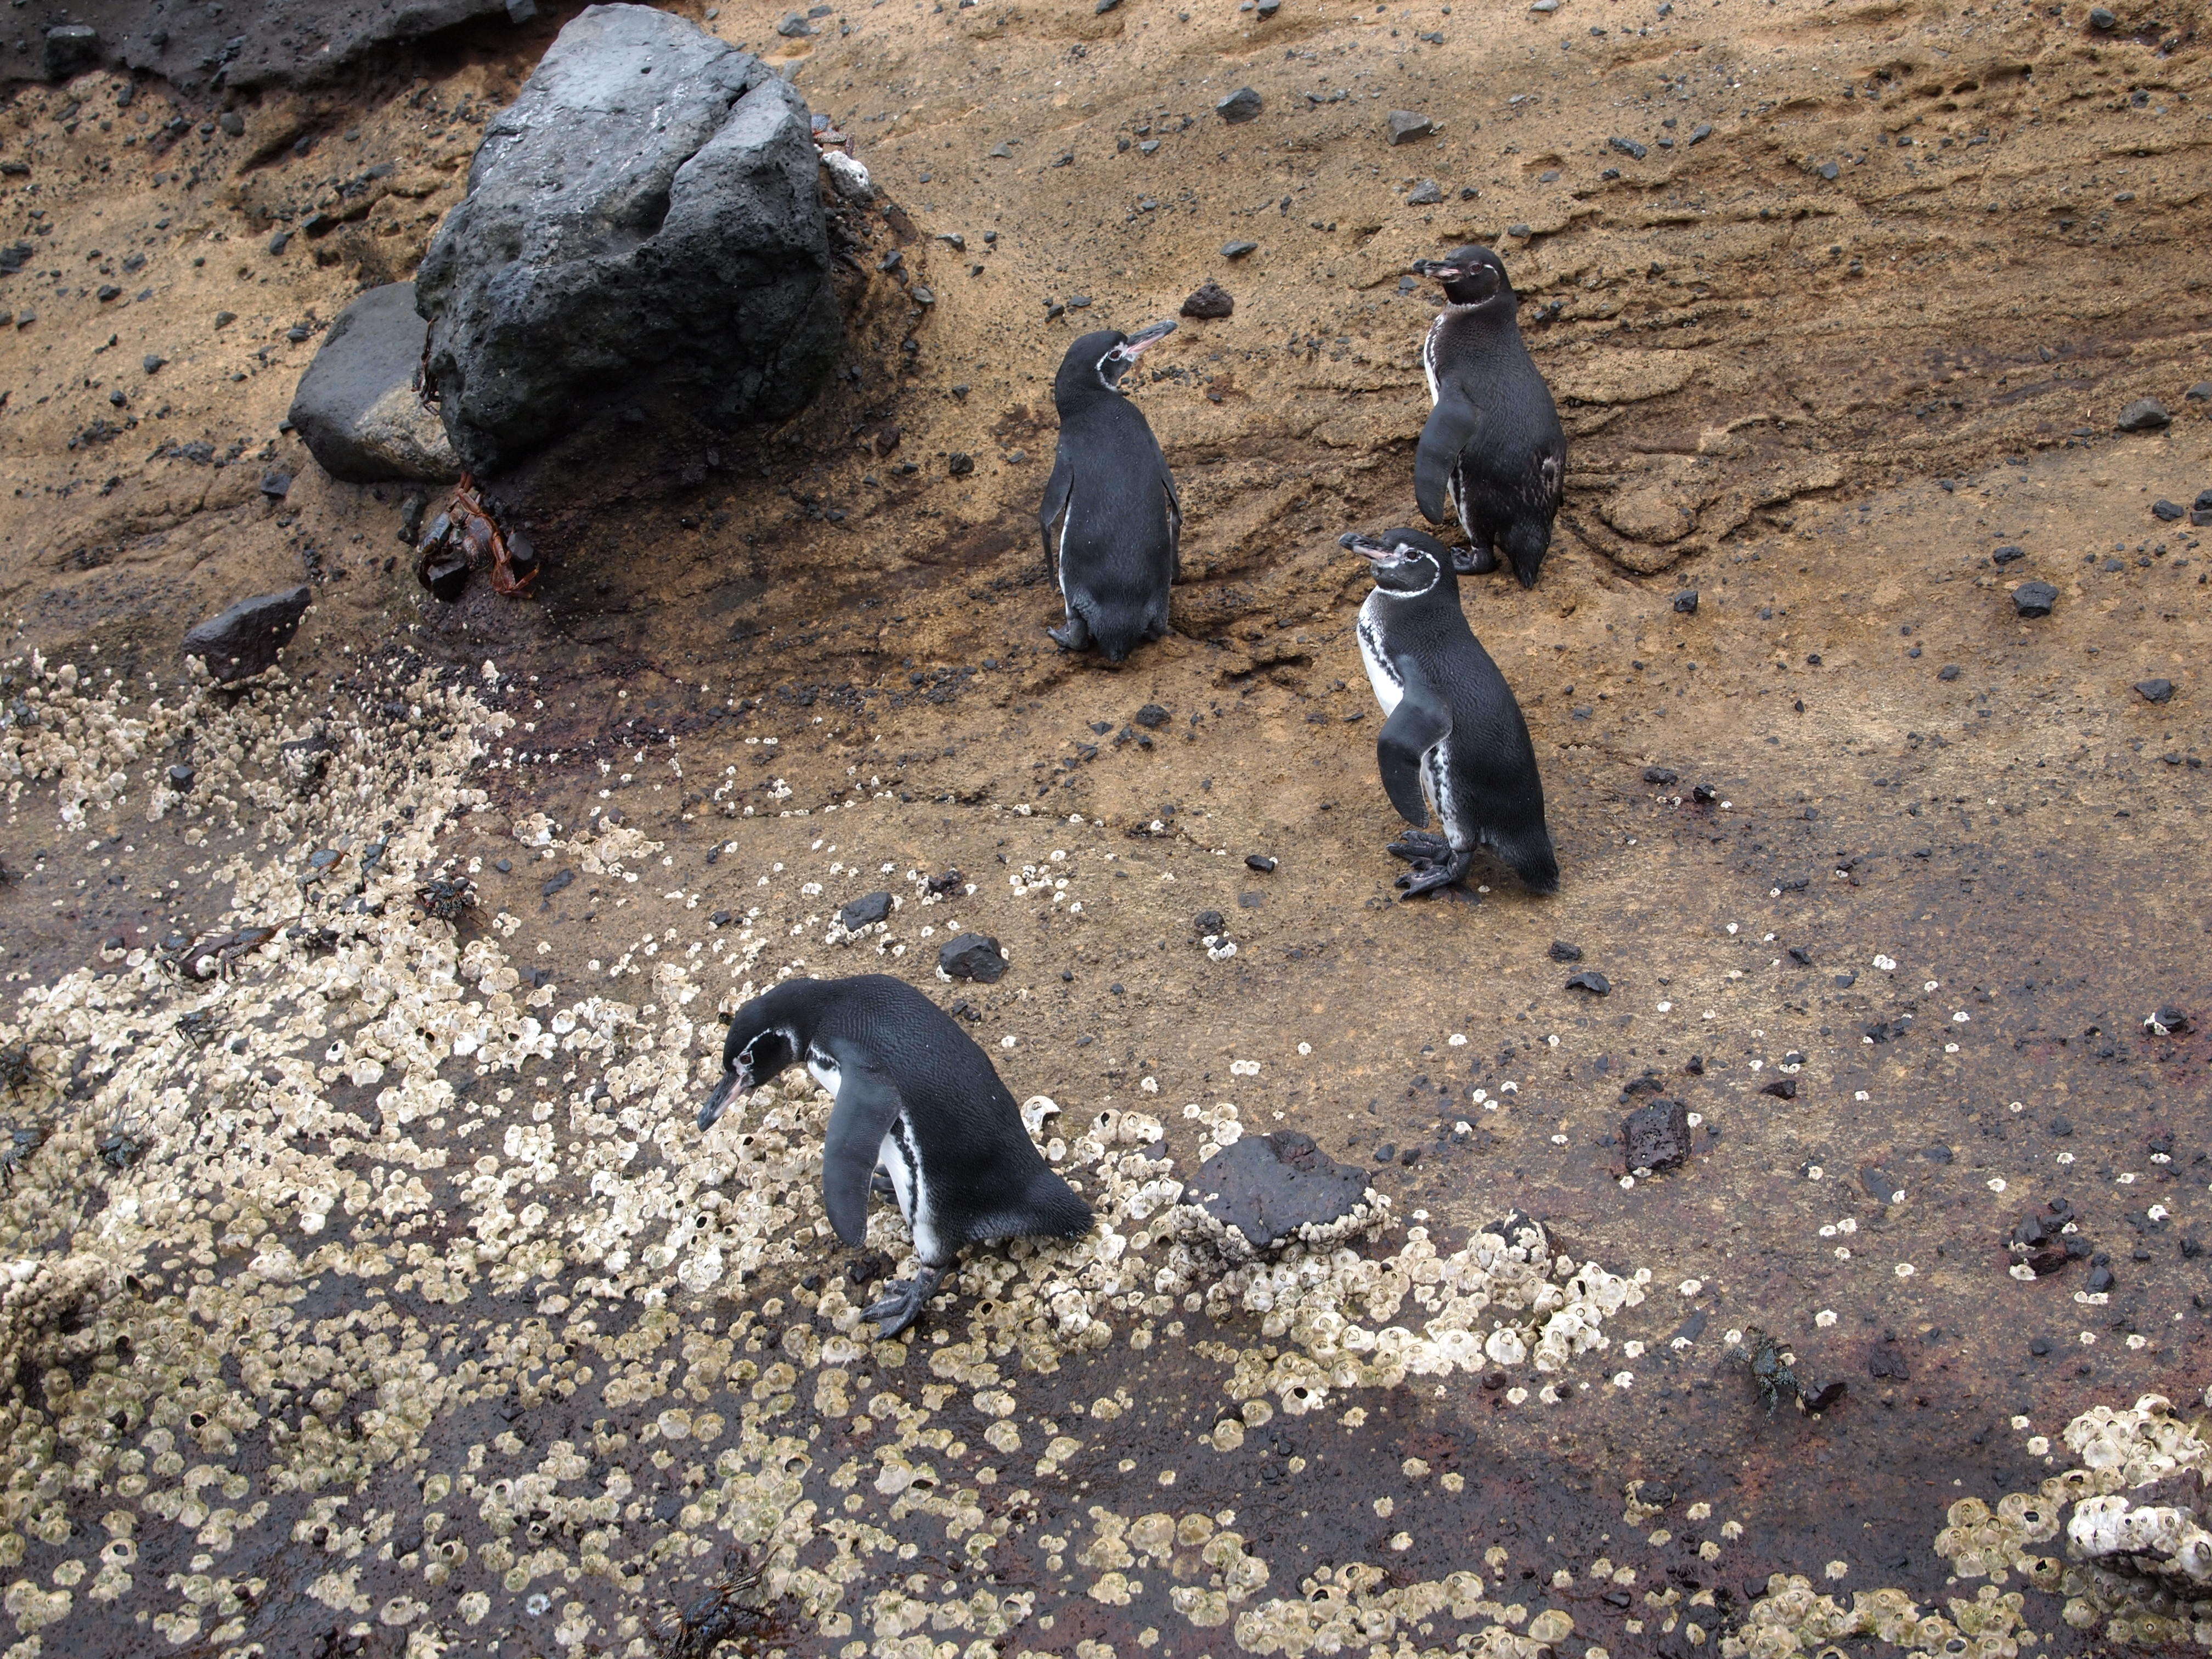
[926,868,964,896]
[43,24,102,80]
[182,588,311,681]
[1623,1098,1692,1173]
[415,4,840,474]
[1643,766,1678,786]
[1386,109,1435,144]
[938,933,1007,983]
[2012,581,2058,618]
[2134,678,2175,704]
[1134,703,1171,728]
[2115,397,2171,432]
[1216,86,1263,123]
[287,283,461,483]
[1198,1131,1368,1250]
[1673,589,1699,614]
[1565,969,1611,996]
[1181,280,1234,319]
[838,890,893,930]
[1549,940,1583,962]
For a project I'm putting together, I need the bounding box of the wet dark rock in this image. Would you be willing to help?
[415,5,840,474]
[2145,1006,2192,1037]
[938,933,1007,983]
[1221,239,1258,259]
[182,587,311,682]
[1135,703,1171,727]
[1565,969,1611,996]
[1622,1098,1691,1173]
[926,868,964,896]
[2115,397,2170,432]
[2152,500,2185,522]
[287,282,460,482]
[1802,1380,1847,1413]
[1245,854,1277,873]
[2011,581,2057,618]
[541,868,575,898]
[2086,1263,2116,1294]
[1549,940,1583,962]
[838,890,892,930]
[1643,766,1678,786]
[1216,86,1264,123]
[167,763,195,789]
[1193,909,1226,937]
[1672,589,1699,614]
[1386,109,1435,144]
[1198,1131,1367,1250]
[1181,280,1234,319]
[1692,783,1717,803]
[43,24,101,80]
[1759,1076,1797,1100]
[1867,1344,1909,1380]
[2134,678,2175,704]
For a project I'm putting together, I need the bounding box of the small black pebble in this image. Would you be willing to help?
[2135,678,2175,704]
[1692,783,1717,804]
[2012,581,2058,618]
[1643,766,1678,786]
[1565,970,1611,996]
[1245,854,1277,872]
[493,857,512,873]
[1374,1142,1397,1163]
[2029,1337,2053,1356]
[1673,589,1699,614]
[1549,940,1583,962]
[1938,665,1961,681]
[1135,704,1171,728]
[1193,909,1226,936]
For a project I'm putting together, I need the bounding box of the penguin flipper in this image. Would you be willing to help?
[821,1055,906,1248]
[1414,390,1480,526]
[1039,450,1074,574]
[1376,668,1451,830]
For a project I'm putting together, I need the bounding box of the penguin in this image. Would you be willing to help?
[697,974,1092,1336]
[1408,245,1567,589]
[1039,320,1182,662]
[1342,526,1559,898]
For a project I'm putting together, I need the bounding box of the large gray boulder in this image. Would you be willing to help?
[288,283,461,483]
[413,4,842,475]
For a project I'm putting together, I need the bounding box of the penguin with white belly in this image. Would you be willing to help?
[1039,319,1182,662]
[697,974,1092,1336]
[1344,526,1559,899]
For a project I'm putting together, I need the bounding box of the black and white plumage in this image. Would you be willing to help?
[1409,246,1566,590]
[697,974,1091,1335]
[1343,526,1559,898]
[1039,321,1182,663]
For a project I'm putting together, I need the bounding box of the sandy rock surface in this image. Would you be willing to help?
[1,0,2210,1653]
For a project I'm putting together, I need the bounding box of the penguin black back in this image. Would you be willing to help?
[1039,322,1182,663]
[698,974,1090,1334]
[1410,246,1566,589]
[1344,526,1558,896]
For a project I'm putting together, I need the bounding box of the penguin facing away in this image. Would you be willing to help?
[1343,526,1559,898]
[1408,246,1566,589]
[698,974,1092,1336]
[1039,320,1182,662]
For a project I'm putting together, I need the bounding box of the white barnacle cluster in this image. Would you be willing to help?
[1724,1575,2032,1659]
[1227,1561,1562,1658]
[1181,1214,1647,1412]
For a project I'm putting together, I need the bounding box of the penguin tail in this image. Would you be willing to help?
[1493,826,1560,895]
[1500,520,1550,589]
[1027,1169,1096,1239]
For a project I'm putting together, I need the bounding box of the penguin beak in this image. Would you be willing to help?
[1110,319,1178,361]
[1410,261,1462,281]
[1339,531,1393,560]
[698,1066,744,1131]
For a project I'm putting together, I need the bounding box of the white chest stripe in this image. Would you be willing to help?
[1356,600,1403,717]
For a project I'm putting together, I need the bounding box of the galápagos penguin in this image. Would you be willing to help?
[697,974,1092,1335]
[1039,320,1182,662]
[1408,245,1566,589]
[1344,526,1559,898]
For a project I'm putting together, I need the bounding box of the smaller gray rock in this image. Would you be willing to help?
[1386,110,1435,145]
[1549,940,1583,962]
[182,588,311,682]
[1181,280,1234,319]
[2117,397,2171,432]
[2012,581,2058,618]
[43,24,101,81]
[838,890,893,930]
[1405,179,1443,206]
[775,11,815,34]
[2135,678,2175,704]
[1198,1131,1368,1250]
[1609,135,1649,161]
[217,111,245,137]
[2153,499,2184,522]
[1623,1098,1692,1174]
[287,283,460,483]
[2185,381,2211,402]
[2087,4,2115,25]
[1217,87,1263,124]
[1673,589,1699,614]
[939,933,1007,983]
[1221,239,1258,259]
[1565,969,1611,996]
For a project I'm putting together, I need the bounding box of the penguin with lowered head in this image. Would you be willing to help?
[1409,245,1566,589]
[1039,320,1182,662]
[1344,525,1559,898]
[698,974,1091,1336]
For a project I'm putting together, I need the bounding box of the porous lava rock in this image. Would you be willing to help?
[414,4,841,473]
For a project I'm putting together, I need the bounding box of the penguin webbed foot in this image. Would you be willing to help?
[1395,845,1475,899]
[1386,831,1453,865]
[860,1263,947,1338]
[1450,544,1498,576]
[869,1170,897,1200]
[1047,614,1092,654]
